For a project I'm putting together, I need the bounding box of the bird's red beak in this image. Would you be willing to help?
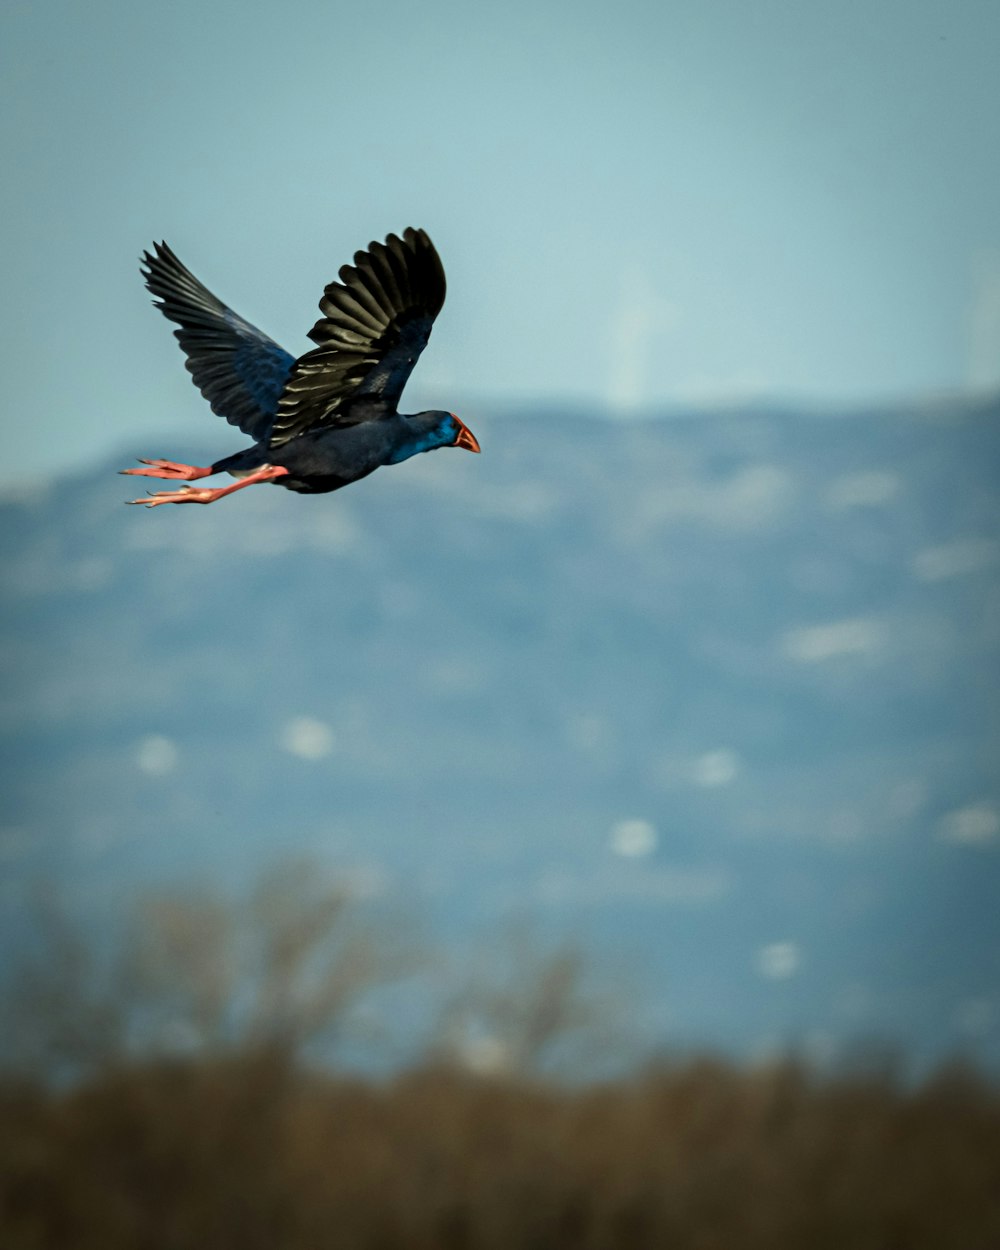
[452,415,481,453]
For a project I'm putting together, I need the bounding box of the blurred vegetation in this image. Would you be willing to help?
[1,862,420,1080]
[3,1054,1000,1249]
[0,865,628,1083]
[2,866,999,1249]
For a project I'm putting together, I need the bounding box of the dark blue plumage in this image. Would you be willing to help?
[122,228,479,507]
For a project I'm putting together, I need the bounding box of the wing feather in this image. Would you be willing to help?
[321,285,386,335]
[141,243,295,441]
[269,228,446,446]
[367,242,402,309]
[340,258,388,323]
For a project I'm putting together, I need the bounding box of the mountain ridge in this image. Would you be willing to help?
[3,398,999,1069]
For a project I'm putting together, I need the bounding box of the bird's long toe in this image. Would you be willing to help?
[120,459,212,481]
[126,486,214,507]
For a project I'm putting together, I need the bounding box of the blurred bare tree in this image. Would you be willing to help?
[1,860,419,1078]
[239,859,417,1058]
[1,888,127,1079]
[431,924,634,1078]
[1,867,635,1087]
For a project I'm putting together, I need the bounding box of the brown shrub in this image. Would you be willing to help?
[2,1055,999,1250]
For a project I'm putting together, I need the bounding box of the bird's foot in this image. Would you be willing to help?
[127,485,223,507]
[120,458,213,481]
[125,464,289,507]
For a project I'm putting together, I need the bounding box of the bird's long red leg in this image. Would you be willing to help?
[120,458,214,481]
[127,465,289,507]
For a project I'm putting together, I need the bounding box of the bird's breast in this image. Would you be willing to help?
[269,423,399,492]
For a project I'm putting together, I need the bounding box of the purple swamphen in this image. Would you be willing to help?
[122,228,479,507]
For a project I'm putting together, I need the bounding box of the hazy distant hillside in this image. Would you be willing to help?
[2,398,999,1069]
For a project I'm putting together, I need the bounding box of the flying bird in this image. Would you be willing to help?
[122,228,479,507]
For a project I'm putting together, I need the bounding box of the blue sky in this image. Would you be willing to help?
[3,0,999,477]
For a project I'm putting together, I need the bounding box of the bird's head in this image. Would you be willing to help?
[396,411,481,459]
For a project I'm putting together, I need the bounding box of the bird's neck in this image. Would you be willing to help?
[385,415,450,464]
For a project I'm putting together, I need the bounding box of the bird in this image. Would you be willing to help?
[121,227,479,507]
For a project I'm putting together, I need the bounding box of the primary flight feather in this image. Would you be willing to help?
[122,227,479,507]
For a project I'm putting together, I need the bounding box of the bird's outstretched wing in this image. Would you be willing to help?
[142,242,296,442]
[268,228,446,447]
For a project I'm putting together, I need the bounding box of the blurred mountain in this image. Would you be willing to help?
[2,396,999,1069]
